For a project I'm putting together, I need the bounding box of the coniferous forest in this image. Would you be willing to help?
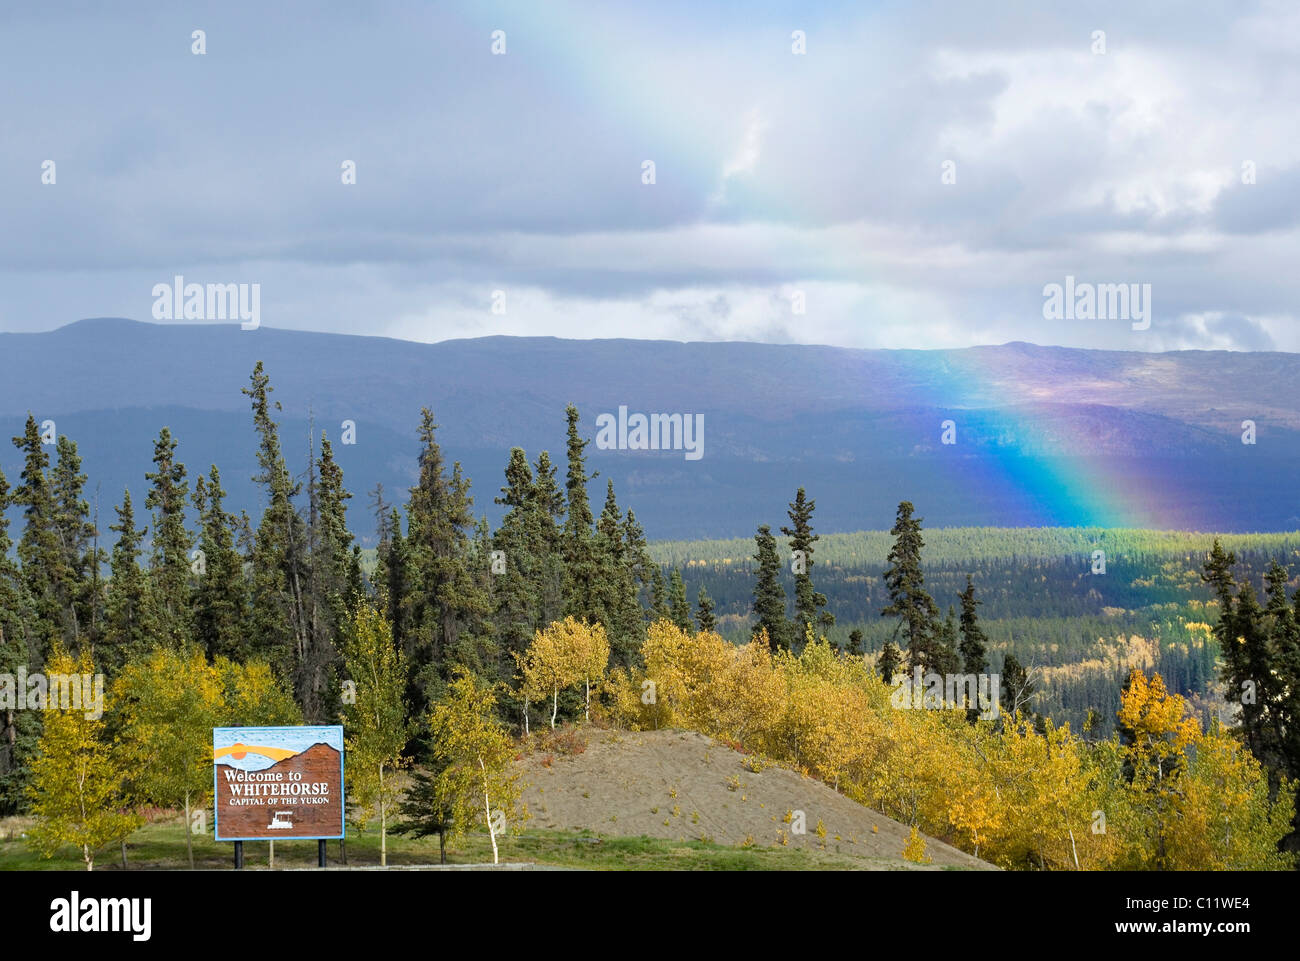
[2,364,1298,874]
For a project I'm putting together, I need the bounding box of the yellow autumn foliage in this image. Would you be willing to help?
[594,621,1295,871]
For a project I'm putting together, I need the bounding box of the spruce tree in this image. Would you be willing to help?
[957,575,989,674]
[594,481,643,666]
[382,507,413,658]
[668,568,692,633]
[649,568,670,622]
[1001,653,1034,717]
[103,490,154,675]
[751,524,790,651]
[144,427,192,648]
[492,448,540,673]
[0,463,40,815]
[561,404,603,625]
[695,586,716,633]
[405,408,489,704]
[243,363,306,676]
[957,576,989,721]
[781,487,832,636]
[192,467,246,660]
[317,436,360,614]
[10,415,64,657]
[50,435,100,652]
[935,606,962,676]
[530,451,567,628]
[877,639,901,684]
[621,508,655,620]
[299,434,360,717]
[881,501,940,672]
[848,628,864,657]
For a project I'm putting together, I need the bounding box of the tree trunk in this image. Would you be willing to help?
[120,838,128,870]
[523,699,529,737]
[379,763,387,867]
[551,687,558,729]
[481,757,499,864]
[269,839,275,869]
[438,829,446,865]
[184,791,194,869]
[585,677,590,722]
[84,844,93,871]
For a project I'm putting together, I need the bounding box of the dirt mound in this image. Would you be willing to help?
[518,729,995,870]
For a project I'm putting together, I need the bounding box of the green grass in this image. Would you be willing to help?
[0,815,903,871]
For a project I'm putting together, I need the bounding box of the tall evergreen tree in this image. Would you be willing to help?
[1001,653,1034,717]
[934,607,962,676]
[103,490,154,675]
[668,568,692,633]
[695,586,716,633]
[847,628,865,657]
[594,480,643,665]
[316,436,360,612]
[299,434,360,719]
[957,575,989,674]
[752,524,790,651]
[11,415,64,657]
[649,568,670,623]
[144,427,192,648]
[492,448,540,675]
[192,467,245,660]
[382,507,413,658]
[1202,544,1300,853]
[781,487,832,637]
[0,463,40,815]
[561,404,603,626]
[621,508,655,617]
[881,501,940,672]
[530,451,567,628]
[404,409,489,705]
[957,576,990,721]
[242,364,309,691]
[50,436,100,652]
[877,639,901,684]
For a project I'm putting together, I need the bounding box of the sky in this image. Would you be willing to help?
[2,0,1298,351]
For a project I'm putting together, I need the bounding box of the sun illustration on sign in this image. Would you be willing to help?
[213,743,299,763]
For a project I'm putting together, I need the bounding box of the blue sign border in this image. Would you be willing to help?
[212,725,346,842]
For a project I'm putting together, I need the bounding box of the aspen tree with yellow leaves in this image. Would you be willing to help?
[27,645,139,870]
[342,604,413,867]
[571,619,610,722]
[112,645,224,869]
[1116,669,1199,869]
[517,616,604,728]
[426,670,521,864]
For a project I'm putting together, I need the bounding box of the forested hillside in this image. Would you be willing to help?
[2,361,1297,871]
[650,527,1300,734]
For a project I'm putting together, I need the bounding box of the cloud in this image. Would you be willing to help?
[0,0,1297,353]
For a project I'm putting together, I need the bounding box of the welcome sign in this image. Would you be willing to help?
[212,726,345,841]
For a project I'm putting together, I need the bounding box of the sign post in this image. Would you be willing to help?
[213,726,345,868]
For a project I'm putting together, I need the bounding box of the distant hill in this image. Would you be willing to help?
[2,318,1298,540]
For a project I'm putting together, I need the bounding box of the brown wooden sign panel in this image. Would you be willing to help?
[212,726,346,841]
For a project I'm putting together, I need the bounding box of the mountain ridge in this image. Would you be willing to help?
[2,318,1297,539]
